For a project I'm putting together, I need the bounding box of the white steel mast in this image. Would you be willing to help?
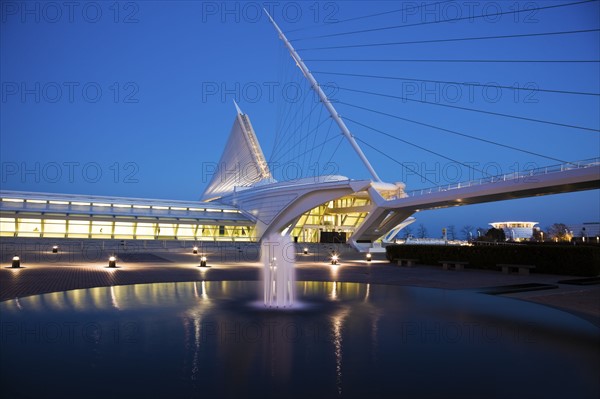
[264,10,383,183]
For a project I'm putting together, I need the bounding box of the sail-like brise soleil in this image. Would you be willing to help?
[202,106,273,201]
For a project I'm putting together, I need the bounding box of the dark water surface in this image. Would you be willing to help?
[1,281,598,398]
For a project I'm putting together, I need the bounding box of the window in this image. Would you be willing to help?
[17,218,42,237]
[136,223,156,239]
[68,220,90,238]
[114,222,135,239]
[177,224,195,238]
[157,223,176,237]
[0,217,16,236]
[44,219,67,238]
[91,221,113,238]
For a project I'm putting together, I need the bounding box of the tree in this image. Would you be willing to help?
[402,226,413,239]
[485,227,506,242]
[461,225,475,240]
[447,225,456,240]
[416,224,428,238]
[547,223,570,242]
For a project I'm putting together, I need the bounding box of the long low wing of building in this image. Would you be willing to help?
[0,191,255,241]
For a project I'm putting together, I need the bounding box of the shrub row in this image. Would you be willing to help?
[385,244,600,276]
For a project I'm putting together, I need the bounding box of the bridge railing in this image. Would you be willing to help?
[403,157,600,198]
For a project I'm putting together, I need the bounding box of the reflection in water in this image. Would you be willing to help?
[201,281,208,299]
[370,310,381,363]
[184,282,213,386]
[192,281,209,301]
[193,281,199,298]
[331,307,349,397]
[1,281,598,399]
[190,315,202,382]
[110,286,119,310]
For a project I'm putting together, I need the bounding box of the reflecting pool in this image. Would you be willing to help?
[1,281,598,398]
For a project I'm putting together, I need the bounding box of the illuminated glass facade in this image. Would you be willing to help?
[1,191,372,243]
[0,192,254,242]
[290,195,370,242]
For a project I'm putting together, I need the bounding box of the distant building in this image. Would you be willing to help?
[569,222,600,238]
[489,221,538,241]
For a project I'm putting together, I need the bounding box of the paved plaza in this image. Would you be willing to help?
[1,239,599,327]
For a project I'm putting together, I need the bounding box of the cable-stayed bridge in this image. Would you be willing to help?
[209,4,599,249]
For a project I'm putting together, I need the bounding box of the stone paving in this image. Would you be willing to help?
[1,240,598,326]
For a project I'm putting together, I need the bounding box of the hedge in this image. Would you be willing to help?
[385,244,600,276]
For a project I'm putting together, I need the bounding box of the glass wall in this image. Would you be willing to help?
[43,219,67,238]
[0,217,16,236]
[68,220,90,238]
[0,216,255,241]
[114,222,135,239]
[136,222,156,239]
[290,195,370,242]
[17,218,42,237]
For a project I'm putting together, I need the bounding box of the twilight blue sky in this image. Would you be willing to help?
[1,0,599,235]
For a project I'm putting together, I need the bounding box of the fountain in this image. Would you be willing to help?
[262,233,296,308]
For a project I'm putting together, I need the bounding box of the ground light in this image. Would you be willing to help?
[193,246,198,254]
[200,256,208,267]
[52,245,58,253]
[108,256,117,268]
[12,255,20,268]
[303,247,308,255]
[366,253,372,262]
[331,254,339,265]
